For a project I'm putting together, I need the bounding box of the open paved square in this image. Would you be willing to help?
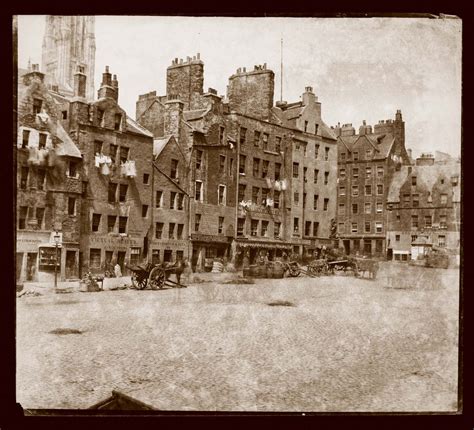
[16,263,459,412]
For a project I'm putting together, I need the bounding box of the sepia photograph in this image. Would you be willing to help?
[14,14,461,413]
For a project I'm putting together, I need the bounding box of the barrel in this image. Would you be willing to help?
[271,262,285,278]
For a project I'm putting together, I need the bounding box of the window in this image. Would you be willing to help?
[219,155,226,173]
[177,194,184,210]
[254,131,261,147]
[143,173,150,185]
[325,147,330,161]
[18,206,27,230]
[411,235,418,243]
[412,215,418,228]
[239,127,247,145]
[196,150,203,170]
[304,121,308,132]
[67,160,79,178]
[313,195,319,210]
[107,216,116,233]
[338,203,345,215]
[239,155,246,174]
[440,178,444,185]
[262,188,269,206]
[365,221,371,233]
[339,186,346,196]
[22,129,30,148]
[438,235,446,247]
[293,162,299,178]
[218,217,224,235]
[177,224,184,239]
[376,202,383,214]
[403,194,410,206]
[377,184,383,195]
[293,217,299,234]
[195,181,203,202]
[366,167,372,179]
[451,175,459,186]
[109,144,118,163]
[324,171,329,185]
[365,202,371,214]
[352,203,358,214]
[377,166,384,177]
[94,140,103,155]
[364,240,372,254]
[366,149,372,159]
[169,223,175,239]
[252,158,260,177]
[352,186,359,197]
[412,176,417,186]
[114,114,122,131]
[92,214,101,232]
[338,223,345,234]
[33,98,43,115]
[119,147,129,163]
[218,185,226,205]
[275,163,281,181]
[118,216,127,233]
[20,167,29,189]
[219,126,225,145]
[440,194,448,205]
[237,218,245,236]
[89,249,101,269]
[97,109,105,124]
[68,197,76,215]
[170,159,178,179]
[251,219,259,236]
[262,160,269,178]
[294,192,299,205]
[353,168,359,180]
[314,144,320,159]
[262,133,269,150]
[238,184,246,202]
[194,214,201,232]
[261,220,269,237]
[323,198,329,211]
[275,136,281,152]
[155,222,164,238]
[339,168,346,179]
[408,194,418,209]
[119,184,128,202]
[396,213,401,221]
[229,158,234,176]
[274,222,281,238]
[303,192,307,209]
[375,222,383,233]
[353,151,359,161]
[130,248,141,267]
[273,191,280,209]
[170,191,177,209]
[340,152,346,161]
[365,185,372,196]
[313,222,319,237]
[295,141,300,151]
[155,190,163,208]
[36,207,45,229]
[252,187,259,204]
[62,110,68,120]
[351,223,358,233]
[314,169,319,184]
[305,221,311,236]
[425,216,432,227]
[38,133,47,149]
[315,124,319,135]
[142,205,148,218]
[152,250,160,265]
[440,215,447,228]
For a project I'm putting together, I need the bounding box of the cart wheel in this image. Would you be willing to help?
[307,266,317,276]
[131,273,148,290]
[149,268,166,290]
[288,267,300,277]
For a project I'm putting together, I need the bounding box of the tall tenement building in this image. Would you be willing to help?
[41,15,96,100]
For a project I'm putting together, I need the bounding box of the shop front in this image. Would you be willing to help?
[150,239,189,266]
[191,233,233,272]
[233,238,293,267]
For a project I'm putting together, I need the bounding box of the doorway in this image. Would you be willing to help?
[65,250,77,279]
[387,248,393,261]
[117,251,126,274]
[163,250,173,263]
[26,253,37,281]
[343,240,350,255]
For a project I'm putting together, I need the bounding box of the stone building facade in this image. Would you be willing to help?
[16,65,83,283]
[41,15,96,100]
[386,154,461,261]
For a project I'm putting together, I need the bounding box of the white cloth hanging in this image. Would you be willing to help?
[126,160,137,178]
[95,155,101,168]
[274,181,281,191]
[101,162,110,175]
[281,179,288,191]
[28,147,40,165]
[266,198,274,207]
[120,162,127,176]
[265,177,272,188]
[38,148,48,165]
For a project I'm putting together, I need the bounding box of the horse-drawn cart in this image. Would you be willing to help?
[130,261,186,290]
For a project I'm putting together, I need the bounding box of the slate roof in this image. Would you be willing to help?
[183,109,208,122]
[153,136,172,158]
[126,116,154,137]
[339,133,395,161]
[55,122,82,158]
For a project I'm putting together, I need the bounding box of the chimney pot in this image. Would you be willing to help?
[105,66,109,73]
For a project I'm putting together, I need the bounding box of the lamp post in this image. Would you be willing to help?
[53,231,61,292]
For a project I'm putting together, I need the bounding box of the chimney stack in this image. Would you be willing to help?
[74,65,87,98]
[97,66,118,102]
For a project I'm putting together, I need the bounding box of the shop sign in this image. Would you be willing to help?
[89,236,140,246]
[191,234,231,243]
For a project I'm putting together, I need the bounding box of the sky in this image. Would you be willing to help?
[17,15,462,157]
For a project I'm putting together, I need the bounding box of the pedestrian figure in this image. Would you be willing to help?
[114,263,122,278]
[243,251,250,268]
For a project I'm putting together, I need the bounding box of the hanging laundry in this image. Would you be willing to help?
[38,148,48,165]
[265,177,272,188]
[27,146,40,166]
[101,162,110,175]
[266,198,274,207]
[126,160,137,178]
[120,162,127,177]
[281,179,288,191]
[274,181,281,191]
[95,155,101,168]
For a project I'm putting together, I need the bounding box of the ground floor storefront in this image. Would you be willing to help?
[233,238,294,267]
[191,234,233,272]
[338,236,386,257]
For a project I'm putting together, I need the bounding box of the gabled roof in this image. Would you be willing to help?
[55,122,82,158]
[153,136,173,158]
[183,109,209,122]
[126,116,154,137]
[338,133,394,160]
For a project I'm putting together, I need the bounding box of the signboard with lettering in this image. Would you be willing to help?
[191,234,232,244]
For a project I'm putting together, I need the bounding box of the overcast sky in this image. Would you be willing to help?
[17,15,461,157]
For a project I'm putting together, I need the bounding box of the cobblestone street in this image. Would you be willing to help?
[16,263,459,412]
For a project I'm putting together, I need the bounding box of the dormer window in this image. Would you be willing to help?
[114,114,122,131]
[38,133,47,149]
[97,109,105,125]
[22,129,30,148]
[33,98,43,115]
